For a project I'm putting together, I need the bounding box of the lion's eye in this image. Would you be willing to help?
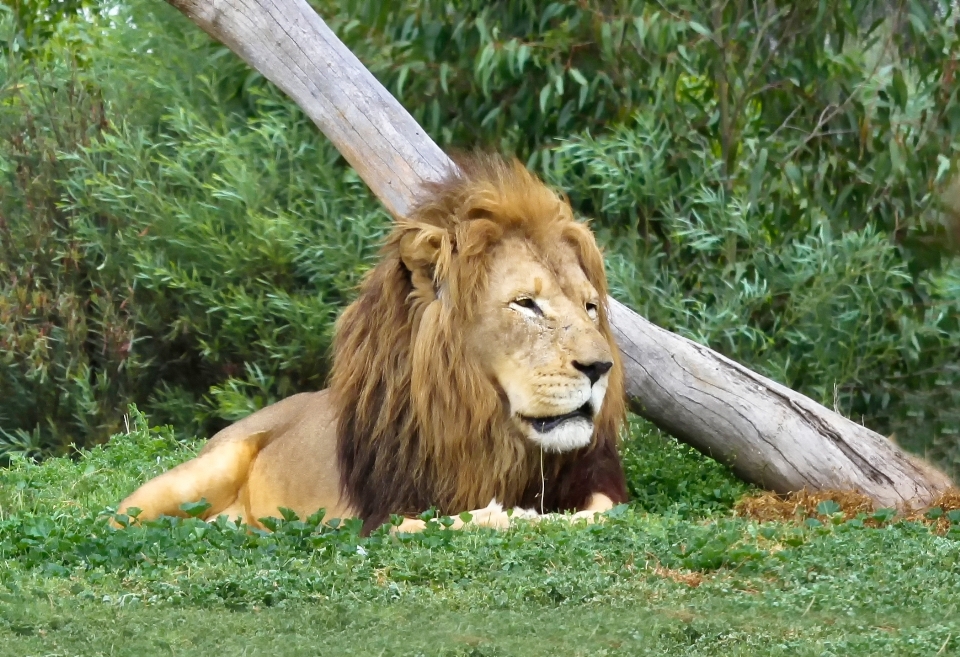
[510,297,542,316]
[585,301,599,320]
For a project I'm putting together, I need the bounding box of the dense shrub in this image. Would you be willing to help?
[0,5,388,455]
[1,0,959,477]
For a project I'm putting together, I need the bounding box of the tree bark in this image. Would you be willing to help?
[609,300,952,507]
[164,0,953,508]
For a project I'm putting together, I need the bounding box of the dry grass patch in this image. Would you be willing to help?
[735,489,875,522]
[736,487,960,534]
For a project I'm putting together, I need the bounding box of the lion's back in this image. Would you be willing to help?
[200,389,336,455]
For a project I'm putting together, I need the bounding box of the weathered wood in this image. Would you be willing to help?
[608,299,952,507]
[167,0,450,218]
[164,0,952,507]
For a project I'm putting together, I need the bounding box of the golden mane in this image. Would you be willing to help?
[331,154,627,532]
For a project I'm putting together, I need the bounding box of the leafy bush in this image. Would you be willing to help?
[1,0,959,479]
[0,5,388,455]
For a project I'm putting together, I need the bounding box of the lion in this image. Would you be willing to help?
[116,154,628,534]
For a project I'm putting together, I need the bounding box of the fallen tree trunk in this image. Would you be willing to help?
[609,302,952,506]
[164,0,952,508]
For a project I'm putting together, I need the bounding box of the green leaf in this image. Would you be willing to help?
[784,161,802,185]
[180,499,211,518]
[747,148,768,209]
[936,155,951,183]
[481,106,502,128]
[688,21,712,38]
[816,500,842,516]
[539,84,552,113]
[439,62,450,94]
[633,16,646,45]
[396,65,409,99]
[891,68,908,110]
[607,503,629,518]
[889,139,906,174]
[475,43,496,96]
[516,44,530,73]
[278,507,300,523]
[600,22,613,58]
[255,516,276,532]
[305,508,326,528]
[872,508,897,523]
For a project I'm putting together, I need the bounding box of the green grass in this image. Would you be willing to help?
[1,409,958,656]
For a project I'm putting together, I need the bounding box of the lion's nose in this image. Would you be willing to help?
[572,360,613,385]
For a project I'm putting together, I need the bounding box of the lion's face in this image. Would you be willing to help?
[332,155,625,521]
[466,236,614,453]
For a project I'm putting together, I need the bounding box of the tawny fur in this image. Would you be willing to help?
[116,154,628,533]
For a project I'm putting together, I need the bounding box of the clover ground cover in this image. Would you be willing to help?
[0,412,957,656]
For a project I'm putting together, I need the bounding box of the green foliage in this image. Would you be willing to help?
[559,116,960,463]
[1,419,960,655]
[621,416,751,517]
[0,4,389,454]
[317,0,649,164]
[0,0,98,52]
[1,0,959,478]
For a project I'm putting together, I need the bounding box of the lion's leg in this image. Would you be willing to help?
[467,493,614,527]
[116,434,265,524]
[543,493,615,524]
[203,488,256,527]
[391,500,539,533]
[462,494,613,527]
[568,492,615,521]
[392,494,615,533]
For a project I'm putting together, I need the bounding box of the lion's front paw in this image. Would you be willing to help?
[460,499,510,529]
[537,509,606,525]
[457,500,542,529]
[394,517,429,532]
[508,506,540,522]
[568,508,606,523]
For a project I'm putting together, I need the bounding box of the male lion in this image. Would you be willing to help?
[117,154,628,533]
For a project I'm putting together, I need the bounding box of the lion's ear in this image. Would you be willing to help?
[399,223,453,287]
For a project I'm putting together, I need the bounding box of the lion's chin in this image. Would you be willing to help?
[521,415,594,453]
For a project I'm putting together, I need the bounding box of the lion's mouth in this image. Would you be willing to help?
[522,402,593,434]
